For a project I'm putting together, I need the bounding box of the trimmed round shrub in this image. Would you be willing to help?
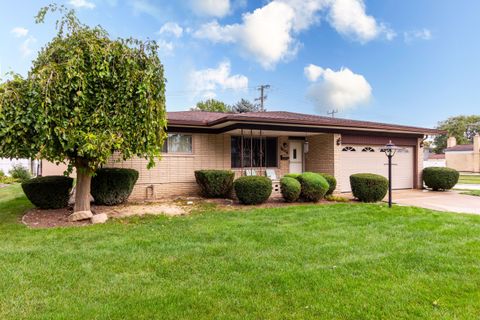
[350,173,388,203]
[195,170,234,198]
[297,172,329,202]
[280,177,301,202]
[234,176,272,205]
[21,176,73,209]
[284,173,300,179]
[423,167,459,191]
[91,168,139,205]
[319,173,337,195]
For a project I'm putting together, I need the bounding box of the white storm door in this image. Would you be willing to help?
[289,141,303,174]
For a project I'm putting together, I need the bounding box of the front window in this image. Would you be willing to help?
[231,136,277,168]
[162,134,192,153]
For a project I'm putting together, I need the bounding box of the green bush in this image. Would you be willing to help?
[234,176,272,205]
[284,173,301,179]
[21,176,73,209]
[91,168,139,205]
[280,177,301,202]
[0,170,17,184]
[319,173,337,195]
[423,167,459,191]
[297,172,329,202]
[325,194,349,202]
[350,173,388,202]
[9,164,31,183]
[195,170,234,198]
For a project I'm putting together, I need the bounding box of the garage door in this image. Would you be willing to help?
[339,145,414,192]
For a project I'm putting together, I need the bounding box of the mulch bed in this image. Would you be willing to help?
[21,196,354,229]
[22,207,92,228]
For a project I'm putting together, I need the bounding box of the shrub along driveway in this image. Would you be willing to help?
[1,185,480,319]
[390,189,480,215]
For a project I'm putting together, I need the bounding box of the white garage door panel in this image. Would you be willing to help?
[340,146,414,192]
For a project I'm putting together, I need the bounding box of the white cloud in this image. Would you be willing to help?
[305,64,372,112]
[194,1,298,69]
[10,27,29,38]
[328,0,395,42]
[69,0,96,9]
[304,64,324,82]
[194,0,393,68]
[128,0,162,19]
[189,60,248,98]
[190,0,230,18]
[404,28,432,43]
[20,36,37,58]
[157,39,175,56]
[158,22,183,38]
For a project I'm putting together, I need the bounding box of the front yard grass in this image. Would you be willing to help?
[460,190,480,197]
[1,185,480,319]
[458,174,480,184]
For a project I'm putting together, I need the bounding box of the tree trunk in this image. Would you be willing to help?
[74,169,92,213]
[69,160,94,221]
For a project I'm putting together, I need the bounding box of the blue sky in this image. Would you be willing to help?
[1,0,479,128]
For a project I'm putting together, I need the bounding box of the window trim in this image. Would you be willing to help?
[162,133,194,155]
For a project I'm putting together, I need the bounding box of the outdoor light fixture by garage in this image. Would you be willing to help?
[383,140,402,208]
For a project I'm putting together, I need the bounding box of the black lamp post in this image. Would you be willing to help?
[383,140,401,208]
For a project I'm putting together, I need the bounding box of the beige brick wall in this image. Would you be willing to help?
[416,138,424,188]
[107,133,291,200]
[445,152,475,172]
[304,133,341,192]
[40,160,76,178]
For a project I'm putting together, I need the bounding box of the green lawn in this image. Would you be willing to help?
[461,190,480,197]
[458,174,480,184]
[1,185,480,319]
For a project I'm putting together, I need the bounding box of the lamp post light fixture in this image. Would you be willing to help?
[383,140,402,208]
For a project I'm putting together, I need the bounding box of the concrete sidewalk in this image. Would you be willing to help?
[387,189,480,215]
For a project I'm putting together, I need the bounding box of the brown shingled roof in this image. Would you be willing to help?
[445,144,474,152]
[167,111,443,135]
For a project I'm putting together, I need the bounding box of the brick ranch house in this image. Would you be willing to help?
[99,111,441,200]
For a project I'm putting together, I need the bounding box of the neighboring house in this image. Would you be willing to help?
[445,135,480,173]
[98,111,440,199]
[0,158,38,176]
[423,152,446,168]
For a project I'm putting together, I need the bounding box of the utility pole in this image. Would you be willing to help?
[327,109,338,118]
[255,84,270,112]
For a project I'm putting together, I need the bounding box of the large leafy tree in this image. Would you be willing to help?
[193,98,231,112]
[433,115,480,153]
[0,5,167,218]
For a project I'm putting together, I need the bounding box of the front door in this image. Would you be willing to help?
[289,141,303,174]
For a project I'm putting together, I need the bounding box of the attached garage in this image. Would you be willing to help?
[339,145,415,192]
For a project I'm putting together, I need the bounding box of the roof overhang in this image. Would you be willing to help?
[167,119,443,136]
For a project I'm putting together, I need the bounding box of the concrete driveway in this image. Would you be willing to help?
[389,189,480,215]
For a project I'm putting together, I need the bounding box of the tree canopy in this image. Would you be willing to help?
[0,5,167,215]
[193,99,231,112]
[232,98,259,113]
[433,115,480,153]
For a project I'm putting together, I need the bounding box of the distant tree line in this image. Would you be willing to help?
[191,98,262,113]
